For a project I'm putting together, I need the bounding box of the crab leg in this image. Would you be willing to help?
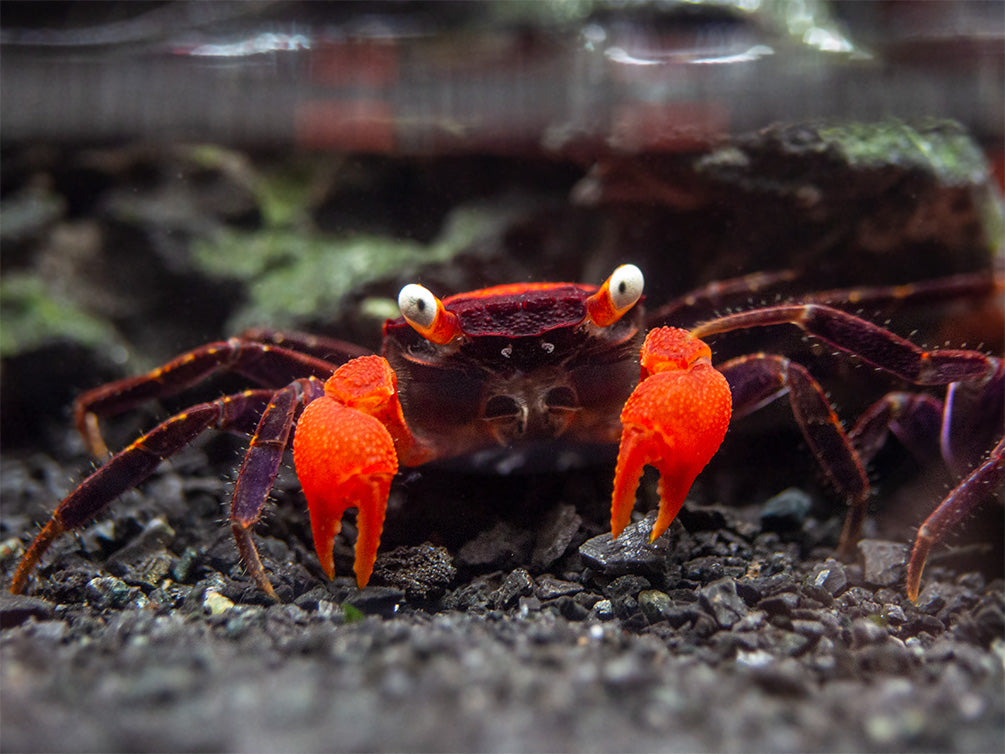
[237,327,372,363]
[75,339,348,457]
[230,378,326,599]
[293,355,428,588]
[717,354,871,552]
[906,436,1005,602]
[11,389,277,595]
[690,304,995,386]
[611,327,732,542]
[849,393,944,468]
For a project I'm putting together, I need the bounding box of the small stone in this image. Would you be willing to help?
[699,578,748,629]
[533,575,583,601]
[604,575,652,601]
[372,544,456,600]
[592,599,615,620]
[458,522,534,570]
[531,503,582,570]
[578,511,678,576]
[759,591,799,617]
[809,559,848,596]
[760,488,812,531]
[638,590,672,624]
[0,592,55,628]
[554,596,590,621]
[105,517,175,569]
[748,657,811,696]
[85,576,140,610]
[858,539,908,587]
[171,547,200,583]
[490,568,534,609]
[852,617,889,646]
[343,586,405,618]
[202,589,235,615]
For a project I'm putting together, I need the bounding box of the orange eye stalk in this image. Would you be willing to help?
[398,283,462,344]
[586,264,644,327]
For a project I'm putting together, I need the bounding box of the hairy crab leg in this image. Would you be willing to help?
[230,378,326,599]
[75,339,345,457]
[237,327,373,363]
[644,270,798,326]
[906,436,1005,602]
[849,393,945,468]
[11,389,278,595]
[716,354,872,551]
[690,304,995,385]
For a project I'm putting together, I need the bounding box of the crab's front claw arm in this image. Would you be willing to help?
[293,356,417,588]
[611,327,732,542]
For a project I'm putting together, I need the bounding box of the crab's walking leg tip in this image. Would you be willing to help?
[905,534,932,604]
[10,517,66,595]
[231,522,280,600]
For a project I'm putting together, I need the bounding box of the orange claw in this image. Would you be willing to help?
[294,356,407,587]
[611,327,732,542]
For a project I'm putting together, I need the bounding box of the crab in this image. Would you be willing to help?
[9,265,1003,602]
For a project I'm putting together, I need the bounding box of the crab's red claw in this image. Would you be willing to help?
[612,327,732,542]
[293,396,397,588]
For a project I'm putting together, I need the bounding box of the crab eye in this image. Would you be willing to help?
[586,264,645,327]
[398,283,462,345]
[398,284,438,330]
[608,264,644,312]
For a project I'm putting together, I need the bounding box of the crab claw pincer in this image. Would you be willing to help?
[294,356,404,588]
[611,327,732,542]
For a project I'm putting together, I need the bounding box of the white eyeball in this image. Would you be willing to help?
[398,283,439,330]
[608,264,644,312]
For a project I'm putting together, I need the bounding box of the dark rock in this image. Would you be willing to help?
[592,599,614,621]
[531,503,582,570]
[104,517,175,570]
[759,488,812,531]
[852,618,889,647]
[699,578,748,629]
[604,575,651,601]
[490,568,534,609]
[858,539,908,588]
[808,559,849,596]
[855,641,916,675]
[533,575,583,601]
[84,576,143,610]
[676,503,727,532]
[0,592,55,628]
[759,591,799,618]
[458,521,535,570]
[553,596,590,621]
[638,590,672,624]
[373,544,456,600]
[578,511,679,576]
[747,658,811,696]
[342,586,405,618]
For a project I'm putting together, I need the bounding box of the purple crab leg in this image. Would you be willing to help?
[941,359,1004,477]
[906,436,1005,602]
[717,354,870,551]
[849,393,944,468]
[11,389,278,595]
[230,377,326,599]
[75,338,343,456]
[690,304,995,386]
[237,327,372,363]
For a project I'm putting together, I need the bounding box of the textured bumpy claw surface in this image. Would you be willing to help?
[293,357,402,587]
[611,327,732,542]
